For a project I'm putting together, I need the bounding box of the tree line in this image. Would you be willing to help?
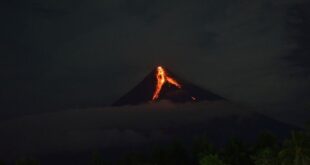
[2,127,309,165]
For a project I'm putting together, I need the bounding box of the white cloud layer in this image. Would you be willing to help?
[0,101,251,160]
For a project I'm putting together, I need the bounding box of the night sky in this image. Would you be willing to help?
[1,0,310,124]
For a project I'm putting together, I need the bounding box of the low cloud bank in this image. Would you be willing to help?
[0,101,253,160]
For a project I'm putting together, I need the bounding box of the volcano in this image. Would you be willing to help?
[113,66,225,106]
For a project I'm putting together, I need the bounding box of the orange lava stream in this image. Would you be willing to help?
[152,66,181,100]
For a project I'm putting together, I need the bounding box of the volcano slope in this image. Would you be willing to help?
[113,66,225,106]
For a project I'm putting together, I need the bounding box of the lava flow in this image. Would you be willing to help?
[152,66,181,100]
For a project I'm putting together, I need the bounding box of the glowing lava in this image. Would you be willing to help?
[152,66,181,100]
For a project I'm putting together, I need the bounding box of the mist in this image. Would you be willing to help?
[0,101,252,160]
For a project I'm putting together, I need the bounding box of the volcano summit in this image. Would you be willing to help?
[113,66,225,106]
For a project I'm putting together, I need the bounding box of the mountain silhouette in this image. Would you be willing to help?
[113,66,225,106]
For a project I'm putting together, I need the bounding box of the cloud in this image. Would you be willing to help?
[44,0,309,105]
[0,101,250,160]
[1,0,309,122]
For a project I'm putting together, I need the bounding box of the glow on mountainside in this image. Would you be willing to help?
[152,66,181,100]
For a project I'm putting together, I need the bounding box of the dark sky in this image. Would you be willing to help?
[1,0,309,122]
